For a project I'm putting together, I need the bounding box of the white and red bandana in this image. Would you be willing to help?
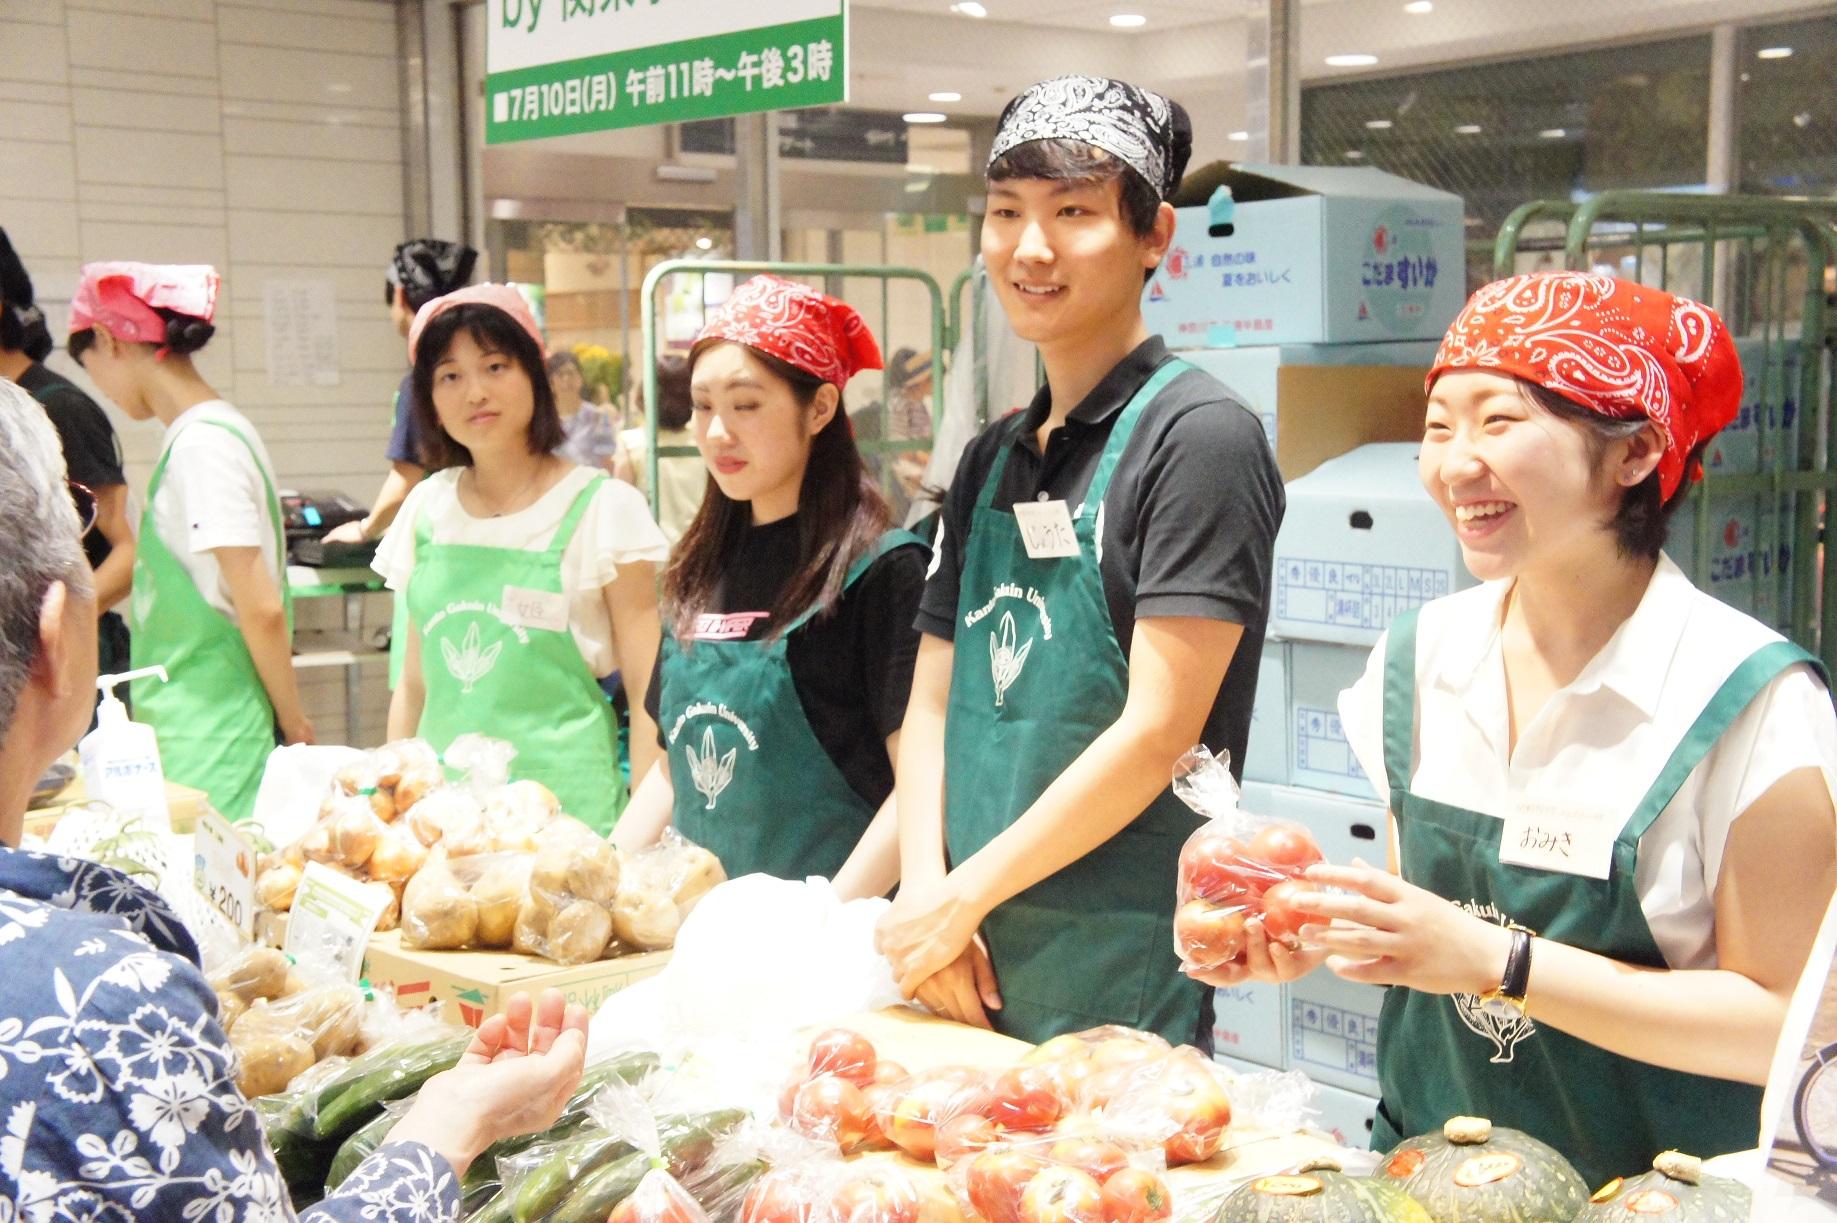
[1429,271,1741,499]
[695,275,881,390]
[69,262,219,346]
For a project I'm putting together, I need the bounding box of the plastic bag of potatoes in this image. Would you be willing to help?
[399,845,537,952]
[512,816,623,965]
[610,830,726,953]
[205,946,367,1098]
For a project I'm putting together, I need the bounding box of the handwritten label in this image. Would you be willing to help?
[192,810,256,937]
[1012,499,1079,560]
[500,585,569,633]
[286,863,391,982]
[1498,799,1617,880]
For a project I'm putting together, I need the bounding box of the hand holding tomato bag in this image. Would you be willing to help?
[1171,746,1329,973]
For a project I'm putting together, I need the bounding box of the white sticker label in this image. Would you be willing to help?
[1013,499,1080,560]
[500,585,569,632]
[1498,799,1618,880]
[193,810,256,937]
[286,862,391,982]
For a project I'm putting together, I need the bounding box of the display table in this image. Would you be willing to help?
[26,765,210,837]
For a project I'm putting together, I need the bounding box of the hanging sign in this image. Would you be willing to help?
[486,0,847,144]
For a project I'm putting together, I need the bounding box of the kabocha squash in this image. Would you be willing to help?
[1381,1117,1589,1223]
[1217,1156,1435,1222]
[1573,1152,1750,1221]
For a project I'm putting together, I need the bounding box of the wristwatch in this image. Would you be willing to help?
[1479,925,1534,1018]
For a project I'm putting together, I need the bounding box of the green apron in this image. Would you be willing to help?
[130,418,289,823]
[661,529,925,880]
[407,475,625,833]
[945,359,1206,1047]
[1372,607,1826,1188]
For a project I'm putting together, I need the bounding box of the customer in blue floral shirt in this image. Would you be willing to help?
[0,376,589,1222]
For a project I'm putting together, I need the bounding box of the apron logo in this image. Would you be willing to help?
[440,622,503,694]
[683,725,738,810]
[989,610,1034,707]
[1453,900,1538,1064]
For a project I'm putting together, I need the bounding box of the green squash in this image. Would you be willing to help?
[1573,1152,1750,1221]
[1215,1156,1435,1222]
[1380,1116,1590,1223]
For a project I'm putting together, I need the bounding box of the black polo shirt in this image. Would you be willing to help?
[916,336,1284,779]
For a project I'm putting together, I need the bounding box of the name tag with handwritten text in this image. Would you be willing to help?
[500,585,569,633]
[1499,799,1617,879]
[1013,499,1080,560]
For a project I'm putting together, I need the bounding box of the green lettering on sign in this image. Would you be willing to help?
[486,13,846,143]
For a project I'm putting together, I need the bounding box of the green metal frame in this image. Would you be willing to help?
[638,260,948,513]
[1493,191,1837,670]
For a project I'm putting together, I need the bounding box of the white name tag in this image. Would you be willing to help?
[1013,499,1080,560]
[500,585,569,632]
[1498,799,1618,880]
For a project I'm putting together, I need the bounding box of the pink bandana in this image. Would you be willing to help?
[69,262,219,347]
[408,283,544,362]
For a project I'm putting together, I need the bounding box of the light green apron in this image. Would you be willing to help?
[945,359,1206,1046]
[661,529,925,880]
[1372,606,1826,1187]
[130,418,289,823]
[406,475,625,833]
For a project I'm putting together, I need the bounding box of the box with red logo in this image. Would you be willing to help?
[361,930,669,1028]
[1141,164,1466,347]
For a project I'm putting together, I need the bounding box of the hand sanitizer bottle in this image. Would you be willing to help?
[78,666,171,830]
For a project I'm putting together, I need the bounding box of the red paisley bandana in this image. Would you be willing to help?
[696,275,882,390]
[1429,272,1741,500]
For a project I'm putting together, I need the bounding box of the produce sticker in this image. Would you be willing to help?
[193,809,256,938]
[286,863,392,982]
[486,0,847,143]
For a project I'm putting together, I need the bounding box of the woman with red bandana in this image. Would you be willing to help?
[1197,273,1837,1184]
[612,277,928,900]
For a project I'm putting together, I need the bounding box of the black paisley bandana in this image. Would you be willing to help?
[0,227,51,360]
[989,75,1191,199]
[388,239,478,310]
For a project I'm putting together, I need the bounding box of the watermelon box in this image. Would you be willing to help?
[361,929,669,1027]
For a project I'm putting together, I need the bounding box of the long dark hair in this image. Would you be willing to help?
[664,341,890,642]
[411,302,563,469]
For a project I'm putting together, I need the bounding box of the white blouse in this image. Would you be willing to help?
[1338,554,1837,970]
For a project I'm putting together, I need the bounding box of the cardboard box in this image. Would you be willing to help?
[1289,970,1386,1096]
[1244,639,1290,786]
[1273,443,1475,646]
[1241,782,1388,869]
[1285,642,1379,801]
[362,931,669,1028]
[1142,165,1465,347]
[1309,1082,1382,1150]
[1210,982,1288,1071]
[1181,343,1439,481]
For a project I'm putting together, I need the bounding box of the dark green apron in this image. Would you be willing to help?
[661,529,924,881]
[945,359,1205,1046]
[1372,606,1825,1188]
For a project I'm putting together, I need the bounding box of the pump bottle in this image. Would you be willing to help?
[78,666,171,830]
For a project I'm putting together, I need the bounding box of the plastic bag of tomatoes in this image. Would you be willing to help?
[777,1027,914,1156]
[1170,746,1327,972]
[947,1128,1177,1223]
[740,1152,957,1223]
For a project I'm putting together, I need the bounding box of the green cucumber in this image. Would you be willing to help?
[312,1033,471,1140]
[463,1050,659,1191]
[325,1105,403,1193]
[544,1109,747,1223]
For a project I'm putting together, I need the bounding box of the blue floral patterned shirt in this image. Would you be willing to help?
[0,847,461,1222]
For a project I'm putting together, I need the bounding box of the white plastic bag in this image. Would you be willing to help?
[251,744,364,851]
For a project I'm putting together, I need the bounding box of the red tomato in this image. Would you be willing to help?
[1248,822,1323,874]
[858,1082,898,1150]
[1046,1137,1131,1186]
[1023,1033,1089,1065]
[609,1177,701,1223]
[1174,899,1248,968]
[966,1149,1045,1223]
[808,1028,878,1086]
[1100,1168,1173,1223]
[1260,879,1322,945]
[1154,1053,1233,1165]
[791,1074,870,1153]
[982,1064,1065,1132]
[934,1111,1001,1170]
[1178,827,1259,904]
[883,1067,981,1162]
[778,1075,802,1120]
[742,1170,814,1223]
[871,1059,909,1086]
[829,1168,922,1223]
[1020,1166,1105,1223]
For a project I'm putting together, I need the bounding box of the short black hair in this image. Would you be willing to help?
[1520,381,1703,560]
[410,302,563,469]
[544,349,582,377]
[654,355,692,431]
[987,139,1161,240]
[67,307,215,364]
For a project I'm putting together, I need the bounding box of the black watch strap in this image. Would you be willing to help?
[1501,928,1533,1000]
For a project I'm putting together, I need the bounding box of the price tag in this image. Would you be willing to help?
[193,809,256,937]
[500,585,569,632]
[1012,499,1079,560]
[286,862,391,982]
[1498,799,1618,880]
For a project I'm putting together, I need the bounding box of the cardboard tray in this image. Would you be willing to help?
[361,929,669,1028]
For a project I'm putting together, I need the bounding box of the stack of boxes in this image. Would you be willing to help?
[1141,164,1471,1141]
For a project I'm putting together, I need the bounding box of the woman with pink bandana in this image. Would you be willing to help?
[67,263,309,821]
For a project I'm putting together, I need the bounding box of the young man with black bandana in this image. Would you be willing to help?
[876,77,1285,1046]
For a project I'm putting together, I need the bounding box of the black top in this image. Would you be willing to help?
[16,362,126,573]
[385,370,432,469]
[917,336,1285,780]
[647,518,929,807]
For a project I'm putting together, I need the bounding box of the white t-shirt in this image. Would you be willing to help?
[1338,554,1837,970]
[373,465,668,677]
[150,400,283,621]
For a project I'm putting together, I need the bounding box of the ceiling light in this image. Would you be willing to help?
[1454,123,1482,134]
[1540,127,1567,138]
[1345,149,1365,159]
[694,237,713,251]
[1326,53,1379,68]
[1109,13,1146,26]
[1404,0,1433,11]
[949,1,987,15]
[1228,131,1249,141]
[1758,46,1793,59]
[928,91,961,102]
[904,112,948,124]
[1365,119,1393,130]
